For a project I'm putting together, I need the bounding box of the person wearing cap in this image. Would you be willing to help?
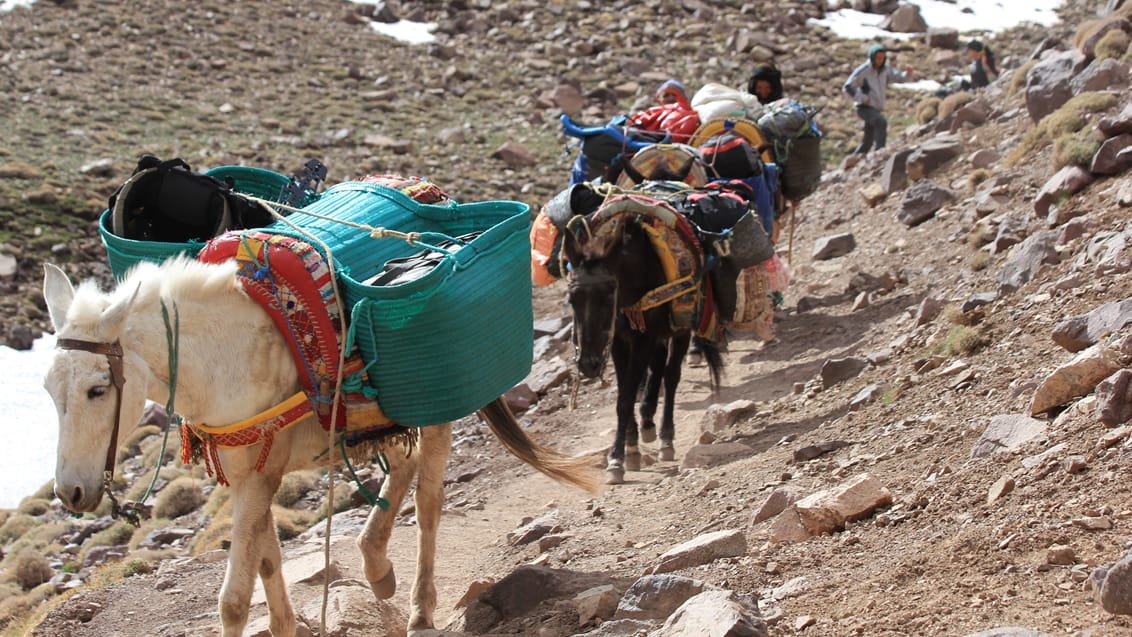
[964,39,998,89]
[842,44,913,155]
[747,63,784,105]
[628,79,701,144]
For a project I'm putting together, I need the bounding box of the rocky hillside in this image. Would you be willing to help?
[5,0,1132,636]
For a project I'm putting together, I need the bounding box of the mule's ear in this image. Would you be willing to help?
[622,160,646,185]
[560,224,581,264]
[96,282,142,343]
[43,264,75,332]
[676,155,697,182]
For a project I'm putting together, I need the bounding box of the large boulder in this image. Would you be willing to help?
[926,27,960,49]
[812,233,857,260]
[1098,101,1132,137]
[882,3,928,33]
[882,148,914,193]
[1029,341,1126,416]
[906,136,962,179]
[1091,134,1132,175]
[1025,49,1088,122]
[898,180,954,226]
[1051,298,1132,352]
[1033,165,1095,219]
[971,414,1048,458]
[1072,58,1129,95]
[649,589,768,637]
[996,230,1060,295]
[1096,369,1132,428]
[1080,17,1132,60]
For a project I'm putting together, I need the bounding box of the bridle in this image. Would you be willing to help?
[55,337,145,525]
[566,268,618,373]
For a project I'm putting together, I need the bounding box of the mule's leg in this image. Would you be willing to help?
[659,332,692,462]
[218,467,293,637]
[357,437,420,601]
[609,331,653,484]
[638,342,667,445]
[408,423,452,630]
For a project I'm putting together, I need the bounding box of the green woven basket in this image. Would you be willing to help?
[267,181,533,426]
[99,166,294,280]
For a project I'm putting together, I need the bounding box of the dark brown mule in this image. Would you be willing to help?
[561,214,722,484]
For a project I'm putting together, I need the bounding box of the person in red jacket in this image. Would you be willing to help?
[629,80,701,144]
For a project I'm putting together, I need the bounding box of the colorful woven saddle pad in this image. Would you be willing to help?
[198,230,389,432]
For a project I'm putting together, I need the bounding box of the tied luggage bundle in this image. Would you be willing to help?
[100,155,323,279]
[755,99,823,200]
[267,180,532,426]
[560,114,669,184]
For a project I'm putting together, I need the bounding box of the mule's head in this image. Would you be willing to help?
[42,264,148,513]
[561,220,635,379]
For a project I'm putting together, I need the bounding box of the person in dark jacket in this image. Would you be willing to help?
[842,44,913,154]
[747,63,784,105]
[964,39,998,89]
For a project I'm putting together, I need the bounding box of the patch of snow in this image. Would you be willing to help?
[892,78,946,93]
[0,334,59,508]
[0,0,35,13]
[812,0,1063,39]
[368,20,438,45]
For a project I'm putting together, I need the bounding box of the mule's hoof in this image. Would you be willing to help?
[370,567,397,599]
[605,467,625,484]
[658,445,676,462]
[624,451,642,472]
[640,426,657,443]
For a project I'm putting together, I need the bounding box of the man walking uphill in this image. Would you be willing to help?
[843,44,913,155]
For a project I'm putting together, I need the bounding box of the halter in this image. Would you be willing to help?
[54,337,144,525]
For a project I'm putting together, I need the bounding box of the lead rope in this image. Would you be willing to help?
[245,199,361,637]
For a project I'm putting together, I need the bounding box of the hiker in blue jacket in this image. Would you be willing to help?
[843,44,913,155]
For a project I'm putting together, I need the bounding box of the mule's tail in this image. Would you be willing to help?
[478,398,601,494]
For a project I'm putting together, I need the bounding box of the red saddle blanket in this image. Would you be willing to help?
[198,231,389,431]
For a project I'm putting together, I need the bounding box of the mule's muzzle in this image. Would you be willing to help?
[577,354,605,379]
[55,482,102,513]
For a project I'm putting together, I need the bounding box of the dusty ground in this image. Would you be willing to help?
[7,0,1132,636]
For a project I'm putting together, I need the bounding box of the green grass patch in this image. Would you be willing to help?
[1097,28,1131,60]
[1052,131,1102,169]
[932,325,986,357]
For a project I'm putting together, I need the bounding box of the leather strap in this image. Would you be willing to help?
[55,338,125,478]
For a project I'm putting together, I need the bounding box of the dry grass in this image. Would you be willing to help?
[0,515,37,544]
[15,499,49,517]
[273,506,318,541]
[152,476,205,520]
[966,169,992,191]
[967,251,992,272]
[316,482,355,519]
[915,97,941,124]
[1005,92,1118,167]
[11,551,52,591]
[933,325,986,357]
[938,92,974,121]
[1052,132,1103,169]
[274,470,321,507]
[77,521,137,564]
[1097,28,1131,60]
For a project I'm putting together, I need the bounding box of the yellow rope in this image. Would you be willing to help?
[245,195,426,246]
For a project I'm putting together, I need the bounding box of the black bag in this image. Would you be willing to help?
[699,132,763,180]
[109,155,275,243]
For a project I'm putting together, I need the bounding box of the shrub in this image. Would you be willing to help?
[191,516,232,555]
[933,325,986,357]
[274,471,320,508]
[1097,28,1131,60]
[78,521,137,565]
[13,551,53,591]
[915,97,941,124]
[16,498,50,517]
[29,480,56,502]
[967,250,992,272]
[203,485,231,517]
[152,476,204,520]
[0,515,37,543]
[938,91,974,121]
[121,424,161,453]
[966,169,992,191]
[1005,92,1118,166]
[273,506,318,541]
[1052,132,1102,169]
[316,482,354,519]
[122,558,154,577]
